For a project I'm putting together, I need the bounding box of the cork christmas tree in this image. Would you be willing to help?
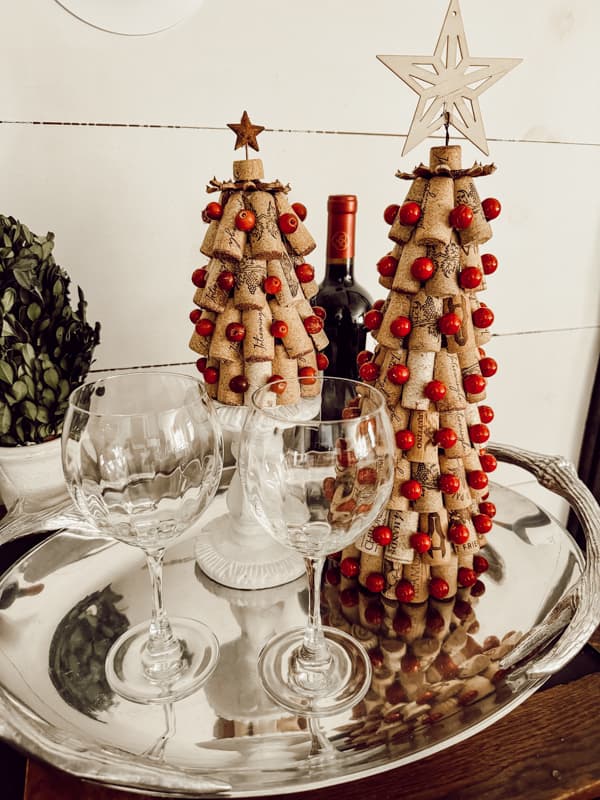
[188,111,328,408]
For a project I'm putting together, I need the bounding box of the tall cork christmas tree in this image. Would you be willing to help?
[327,0,521,640]
[188,111,328,406]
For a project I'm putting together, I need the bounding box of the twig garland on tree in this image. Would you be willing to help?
[188,111,328,406]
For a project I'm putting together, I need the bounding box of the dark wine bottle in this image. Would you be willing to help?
[312,195,372,381]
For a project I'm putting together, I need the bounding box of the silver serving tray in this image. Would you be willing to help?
[0,444,598,798]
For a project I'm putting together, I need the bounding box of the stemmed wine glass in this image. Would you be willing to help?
[61,371,223,704]
[240,376,395,716]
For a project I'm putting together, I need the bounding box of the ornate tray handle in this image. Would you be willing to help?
[488,442,600,678]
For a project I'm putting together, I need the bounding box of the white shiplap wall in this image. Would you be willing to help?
[1,0,598,522]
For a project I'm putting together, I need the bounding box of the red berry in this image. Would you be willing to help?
[480,453,498,473]
[278,212,299,234]
[359,362,380,382]
[390,316,412,338]
[464,373,487,395]
[316,352,329,370]
[479,357,498,378]
[325,566,340,586]
[459,267,483,289]
[450,204,474,230]
[395,579,416,602]
[482,197,501,221]
[434,428,458,449]
[401,480,422,501]
[291,202,307,221]
[384,204,400,225]
[438,312,462,336]
[387,364,410,385]
[195,357,207,373]
[312,305,326,319]
[225,322,246,342]
[356,350,372,367]
[189,308,202,324]
[395,429,415,450]
[448,523,470,544]
[235,209,256,231]
[393,611,412,634]
[373,298,386,311]
[298,366,317,385]
[366,572,386,593]
[481,253,498,275]
[478,405,494,423]
[377,255,398,277]
[270,320,289,338]
[425,380,447,402]
[229,375,249,394]
[469,423,490,444]
[479,501,496,518]
[473,306,495,329]
[439,474,460,494]
[217,271,236,292]
[268,375,287,394]
[399,202,422,225]
[295,262,315,283]
[473,555,489,574]
[429,577,450,599]
[263,275,282,295]
[340,557,360,578]
[192,267,207,288]
[454,600,472,621]
[365,603,384,626]
[364,309,383,331]
[204,201,223,221]
[411,256,435,281]
[410,532,432,553]
[195,318,215,337]
[304,315,323,335]
[468,470,489,490]
[340,588,359,607]
[426,609,445,634]
[372,525,393,546]
[471,579,486,597]
[458,567,478,588]
[203,366,219,385]
[473,513,493,534]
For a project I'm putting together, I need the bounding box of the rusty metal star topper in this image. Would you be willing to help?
[227,111,265,157]
[377,0,521,155]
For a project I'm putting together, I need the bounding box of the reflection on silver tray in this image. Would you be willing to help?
[0,480,586,797]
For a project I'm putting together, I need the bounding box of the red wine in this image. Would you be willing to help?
[312,195,372,381]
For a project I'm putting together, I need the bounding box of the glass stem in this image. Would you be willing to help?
[290,557,332,694]
[142,550,183,681]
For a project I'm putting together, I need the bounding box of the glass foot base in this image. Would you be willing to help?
[106,617,219,704]
[258,626,372,717]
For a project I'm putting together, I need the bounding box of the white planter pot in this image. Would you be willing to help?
[0,438,69,512]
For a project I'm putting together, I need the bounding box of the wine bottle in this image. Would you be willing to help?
[312,195,372,381]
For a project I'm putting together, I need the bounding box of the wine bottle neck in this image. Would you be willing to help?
[324,258,354,283]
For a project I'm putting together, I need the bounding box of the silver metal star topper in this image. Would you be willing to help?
[377,0,522,155]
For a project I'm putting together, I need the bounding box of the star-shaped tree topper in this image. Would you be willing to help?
[227,110,265,154]
[377,0,521,156]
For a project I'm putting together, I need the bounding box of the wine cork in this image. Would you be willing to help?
[444,294,475,365]
[296,351,321,398]
[374,350,407,409]
[382,558,406,601]
[197,258,232,313]
[357,511,387,556]
[459,243,486,293]
[371,666,395,696]
[232,158,264,181]
[411,461,443,513]
[386,509,419,563]
[296,298,328,351]
[294,255,319,300]
[381,637,407,671]
[389,178,427,243]
[212,191,246,262]
[406,410,439,464]
[245,191,286,260]
[388,456,411,511]
[377,291,412,349]
[464,402,480,428]
[400,601,429,645]
[433,351,467,411]
[430,145,463,172]
[454,177,493,246]
[415,176,454,246]
[392,239,426,293]
[457,674,494,705]
[234,256,267,310]
[243,305,274,363]
[273,345,301,404]
[402,555,430,606]
[438,455,472,511]
[200,219,219,258]
[204,358,219,400]
[425,240,461,297]
[209,301,243,362]
[408,291,443,352]
[412,637,442,669]
[358,552,384,589]
[268,299,313,358]
[274,192,316,256]
[401,351,435,410]
[244,361,273,406]
[463,449,487,503]
[188,310,216,356]
[388,402,411,433]
[439,410,471,458]
[352,624,379,653]
[419,509,452,564]
[265,259,301,307]
[431,553,459,597]
[449,508,480,555]
[217,359,244,406]
[470,296,492,346]
[428,598,455,640]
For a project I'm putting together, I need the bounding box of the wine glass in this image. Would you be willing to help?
[61,371,223,704]
[240,376,395,716]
